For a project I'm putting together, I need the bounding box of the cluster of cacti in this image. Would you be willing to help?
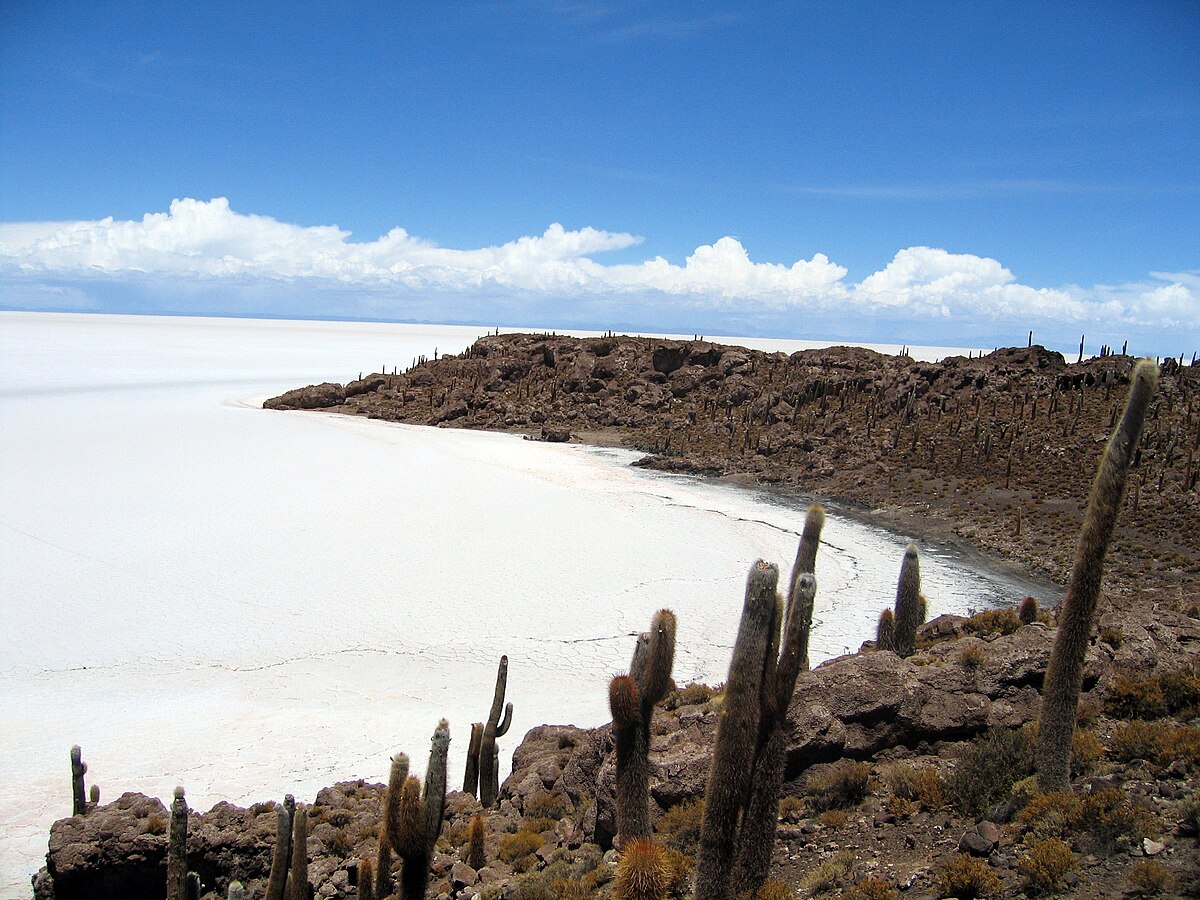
[609,608,677,845]
[265,794,295,900]
[465,656,513,807]
[693,502,824,900]
[284,805,309,900]
[383,719,450,900]
[875,543,926,657]
[69,745,98,816]
[1035,360,1158,793]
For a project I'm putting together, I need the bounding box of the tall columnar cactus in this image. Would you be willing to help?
[166,786,188,900]
[374,836,392,899]
[283,804,308,900]
[357,859,375,900]
[466,814,487,870]
[385,719,450,900]
[876,608,896,652]
[478,657,513,807]
[70,746,88,816]
[264,800,293,900]
[791,504,825,672]
[609,608,677,845]
[892,544,925,658]
[1036,360,1158,793]
[695,541,822,900]
[463,722,484,796]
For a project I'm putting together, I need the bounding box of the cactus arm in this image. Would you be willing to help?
[610,675,649,843]
[694,562,778,900]
[495,702,513,738]
[1036,359,1158,793]
[374,841,392,899]
[876,608,896,652]
[264,801,292,900]
[382,754,410,857]
[638,610,677,709]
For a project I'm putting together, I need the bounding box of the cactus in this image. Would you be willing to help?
[610,609,677,845]
[477,657,513,807]
[792,504,825,672]
[70,746,88,816]
[466,814,486,870]
[186,872,201,900]
[227,882,245,900]
[385,719,450,900]
[1035,360,1158,793]
[892,544,925,658]
[614,838,673,900]
[463,722,483,796]
[876,608,896,651]
[283,804,308,900]
[88,784,99,811]
[1018,596,1040,626]
[357,859,375,900]
[264,800,292,900]
[166,787,188,900]
[374,837,392,899]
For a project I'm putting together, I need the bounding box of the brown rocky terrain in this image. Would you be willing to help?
[35,335,1200,899]
[266,334,1199,589]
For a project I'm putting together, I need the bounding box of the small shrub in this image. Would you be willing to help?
[949,727,1033,817]
[322,826,355,857]
[1017,787,1150,854]
[777,795,806,823]
[663,682,714,710]
[801,850,855,894]
[654,797,704,853]
[1071,729,1105,775]
[807,761,870,811]
[818,809,848,830]
[932,854,1002,899]
[884,794,916,819]
[520,817,560,835]
[1017,790,1084,842]
[497,830,542,865]
[1179,792,1200,836]
[144,814,167,835]
[523,789,569,819]
[503,872,556,900]
[1104,667,1200,720]
[1126,860,1176,896]
[840,878,898,900]
[1110,720,1172,761]
[885,763,944,809]
[957,643,987,673]
[1017,838,1077,894]
[746,882,798,900]
[1099,625,1124,649]
[964,608,1021,637]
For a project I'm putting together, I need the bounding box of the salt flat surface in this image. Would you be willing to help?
[0,313,1030,897]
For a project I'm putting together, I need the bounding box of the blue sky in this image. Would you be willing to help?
[1,1,1197,355]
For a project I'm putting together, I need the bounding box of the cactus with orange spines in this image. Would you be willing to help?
[876,608,896,652]
[356,859,375,900]
[610,609,676,845]
[614,838,674,900]
[1018,596,1040,626]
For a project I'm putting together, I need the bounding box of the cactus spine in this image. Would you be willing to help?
[264,799,292,900]
[70,746,88,816]
[166,786,188,900]
[385,719,450,900]
[892,544,925,658]
[609,609,677,845]
[283,804,308,900]
[1035,360,1158,793]
[477,657,513,807]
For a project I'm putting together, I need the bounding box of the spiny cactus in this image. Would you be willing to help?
[792,504,825,672]
[614,838,674,900]
[478,657,513,807]
[88,784,99,810]
[609,608,677,845]
[466,814,486,870]
[892,543,925,658]
[70,746,88,816]
[186,871,201,900]
[463,722,483,796]
[695,533,823,900]
[385,719,450,900]
[357,859,375,900]
[1018,596,1040,626]
[227,882,245,900]
[166,787,188,900]
[283,804,308,900]
[264,800,292,900]
[374,836,392,899]
[1035,359,1158,793]
[876,608,896,652]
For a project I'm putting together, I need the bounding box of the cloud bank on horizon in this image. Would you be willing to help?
[1,198,1195,354]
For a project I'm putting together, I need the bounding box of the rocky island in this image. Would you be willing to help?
[36,335,1199,899]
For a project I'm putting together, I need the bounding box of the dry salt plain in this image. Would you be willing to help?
[0,312,1052,897]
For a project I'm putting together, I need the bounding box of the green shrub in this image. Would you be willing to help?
[1017,838,1077,894]
[932,854,1002,899]
[807,761,871,811]
[949,727,1033,818]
